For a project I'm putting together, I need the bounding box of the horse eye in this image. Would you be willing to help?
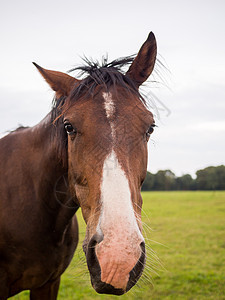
[64,122,76,135]
[148,126,154,134]
[146,124,156,139]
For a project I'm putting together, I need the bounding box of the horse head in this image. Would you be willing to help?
[34,32,157,295]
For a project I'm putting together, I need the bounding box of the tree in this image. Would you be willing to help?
[142,171,155,191]
[176,174,195,190]
[216,165,225,190]
[141,165,225,191]
[196,165,225,190]
[154,170,176,190]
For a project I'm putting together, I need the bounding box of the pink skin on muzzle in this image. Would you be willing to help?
[96,230,142,290]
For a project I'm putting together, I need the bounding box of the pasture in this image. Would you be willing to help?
[10,191,225,299]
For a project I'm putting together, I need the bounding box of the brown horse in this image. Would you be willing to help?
[0,32,157,299]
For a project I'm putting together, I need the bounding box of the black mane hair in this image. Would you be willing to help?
[51,55,147,118]
[69,55,141,100]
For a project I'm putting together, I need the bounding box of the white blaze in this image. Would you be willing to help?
[99,150,142,236]
[103,92,115,119]
[103,92,115,138]
[99,92,143,238]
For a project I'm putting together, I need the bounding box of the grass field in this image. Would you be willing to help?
[10,191,225,299]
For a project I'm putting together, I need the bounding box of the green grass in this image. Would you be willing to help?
[10,191,225,299]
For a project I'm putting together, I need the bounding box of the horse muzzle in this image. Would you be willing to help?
[85,233,146,295]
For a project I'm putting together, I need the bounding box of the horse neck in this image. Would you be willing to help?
[29,113,78,238]
[30,113,65,175]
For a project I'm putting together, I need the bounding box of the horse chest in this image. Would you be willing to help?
[0,215,78,296]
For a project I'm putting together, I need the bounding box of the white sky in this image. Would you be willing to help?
[0,0,224,177]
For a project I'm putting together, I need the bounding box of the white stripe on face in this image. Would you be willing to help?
[99,150,142,237]
[103,92,115,119]
[102,92,115,138]
[96,151,144,290]
[99,91,143,238]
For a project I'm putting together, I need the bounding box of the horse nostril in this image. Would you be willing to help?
[140,241,146,255]
[86,233,103,277]
[88,233,103,252]
[126,241,146,292]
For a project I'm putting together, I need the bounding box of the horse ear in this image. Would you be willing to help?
[126,32,157,87]
[33,62,79,98]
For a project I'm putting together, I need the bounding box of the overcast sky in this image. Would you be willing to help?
[0,0,224,177]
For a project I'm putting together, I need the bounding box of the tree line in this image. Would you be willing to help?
[141,165,225,191]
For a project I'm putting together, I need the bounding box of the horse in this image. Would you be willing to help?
[0,32,157,299]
